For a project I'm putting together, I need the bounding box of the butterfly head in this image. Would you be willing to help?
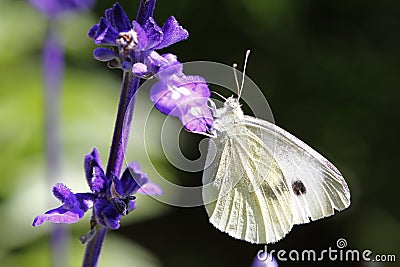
[224,96,242,113]
[212,96,244,119]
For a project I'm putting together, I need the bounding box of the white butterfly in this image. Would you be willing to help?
[202,51,350,244]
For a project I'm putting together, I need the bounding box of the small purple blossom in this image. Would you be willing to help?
[88,2,188,69]
[150,68,214,133]
[29,0,94,17]
[252,252,279,267]
[33,148,161,229]
[88,2,214,135]
[32,183,93,226]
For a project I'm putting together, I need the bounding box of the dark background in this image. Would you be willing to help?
[108,0,399,266]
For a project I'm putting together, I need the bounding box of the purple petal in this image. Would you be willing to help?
[91,174,107,193]
[103,208,121,229]
[110,3,132,32]
[52,183,85,211]
[84,148,108,193]
[95,199,121,229]
[145,52,183,79]
[160,54,183,74]
[119,162,149,196]
[33,189,93,227]
[88,24,99,38]
[129,200,136,211]
[93,48,118,62]
[32,207,82,226]
[154,16,189,49]
[132,62,150,78]
[128,161,145,174]
[150,79,178,115]
[136,0,157,25]
[92,18,119,45]
[75,193,95,212]
[180,105,214,133]
[131,21,148,51]
[84,148,103,173]
[142,17,163,50]
[145,51,168,74]
[137,182,163,196]
[105,6,113,24]
[150,74,210,116]
[52,183,73,203]
[150,69,214,134]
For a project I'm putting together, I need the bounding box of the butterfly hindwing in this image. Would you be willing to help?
[242,115,351,225]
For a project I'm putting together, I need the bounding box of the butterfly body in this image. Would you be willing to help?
[202,96,350,244]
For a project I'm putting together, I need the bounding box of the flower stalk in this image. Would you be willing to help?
[106,71,139,179]
[43,22,69,267]
[81,72,139,266]
[82,2,157,266]
[82,226,107,267]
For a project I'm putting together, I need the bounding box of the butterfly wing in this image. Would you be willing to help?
[242,115,350,225]
[202,125,295,244]
[202,115,350,244]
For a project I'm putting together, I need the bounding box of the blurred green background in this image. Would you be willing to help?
[0,0,399,266]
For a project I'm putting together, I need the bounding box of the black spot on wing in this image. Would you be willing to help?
[292,180,306,196]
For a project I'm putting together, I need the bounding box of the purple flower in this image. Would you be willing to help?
[88,2,188,69]
[32,184,93,226]
[29,0,94,17]
[252,252,279,267]
[150,67,214,133]
[33,148,162,229]
[88,2,214,135]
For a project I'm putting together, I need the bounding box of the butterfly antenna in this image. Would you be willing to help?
[232,63,240,97]
[238,50,251,100]
[211,91,227,101]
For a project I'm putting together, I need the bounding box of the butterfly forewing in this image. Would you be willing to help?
[203,123,295,244]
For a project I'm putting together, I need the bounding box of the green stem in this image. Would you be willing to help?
[82,226,107,267]
[106,71,139,179]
